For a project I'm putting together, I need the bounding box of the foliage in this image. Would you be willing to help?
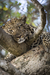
[0,0,21,26]
[0,0,38,27]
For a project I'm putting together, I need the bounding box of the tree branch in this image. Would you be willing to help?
[29,0,46,43]
[0,59,25,75]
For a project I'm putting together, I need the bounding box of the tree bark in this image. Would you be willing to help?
[11,45,50,75]
[0,59,25,75]
[0,45,50,75]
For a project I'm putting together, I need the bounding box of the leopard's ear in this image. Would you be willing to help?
[21,15,26,20]
[20,15,27,24]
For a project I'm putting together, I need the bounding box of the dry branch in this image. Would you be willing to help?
[0,59,25,75]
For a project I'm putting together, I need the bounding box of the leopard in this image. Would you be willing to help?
[2,16,50,53]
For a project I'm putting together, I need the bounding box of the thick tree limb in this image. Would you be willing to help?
[11,45,50,75]
[0,59,25,75]
[0,45,50,75]
[28,0,46,43]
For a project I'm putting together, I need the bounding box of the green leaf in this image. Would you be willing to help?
[9,2,13,4]
[26,21,29,24]
[32,23,36,27]
[16,12,21,18]
[15,1,18,4]
[0,22,3,26]
[3,6,8,11]
[19,3,21,5]
[0,6,2,9]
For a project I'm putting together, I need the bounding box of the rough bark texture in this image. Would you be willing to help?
[0,68,10,75]
[11,45,50,75]
[0,59,25,75]
[0,45,50,75]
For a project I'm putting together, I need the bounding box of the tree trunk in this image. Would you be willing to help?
[0,45,50,75]
[11,45,50,75]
